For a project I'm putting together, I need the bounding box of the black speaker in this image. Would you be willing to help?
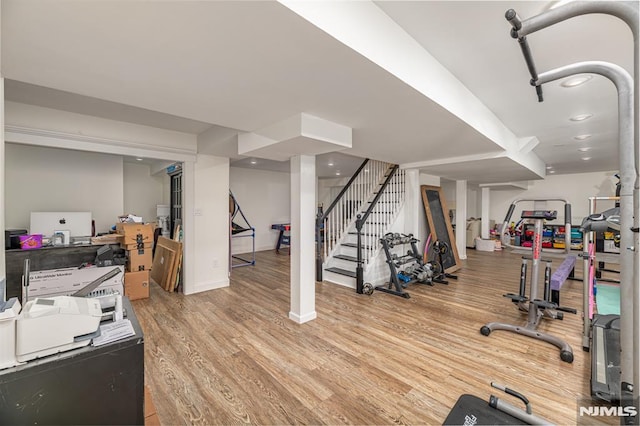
[5,229,27,250]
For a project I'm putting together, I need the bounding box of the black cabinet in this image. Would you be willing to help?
[0,298,144,425]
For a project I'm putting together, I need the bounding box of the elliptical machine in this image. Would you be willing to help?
[480,210,576,363]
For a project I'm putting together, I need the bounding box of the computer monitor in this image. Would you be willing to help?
[30,212,92,239]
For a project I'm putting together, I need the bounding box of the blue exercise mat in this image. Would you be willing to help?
[596,284,620,315]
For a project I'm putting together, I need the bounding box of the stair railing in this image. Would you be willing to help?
[316,158,391,281]
[359,166,405,268]
[355,165,403,293]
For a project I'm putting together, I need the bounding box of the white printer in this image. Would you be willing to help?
[0,298,22,369]
[15,296,102,362]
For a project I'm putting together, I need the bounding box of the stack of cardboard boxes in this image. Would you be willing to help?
[116,223,155,300]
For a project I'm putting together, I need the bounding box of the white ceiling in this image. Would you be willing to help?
[1,1,634,183]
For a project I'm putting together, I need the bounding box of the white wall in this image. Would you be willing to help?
[317,176,349,210]
[441,179,456,222]
[365,202,406,286]
[5,143,123,234]
[441,179,455,209]
[190,154,230,293]
[467,184,480,218]
[123,162,166,222]
[230,167,290,253]
[490,171,618,226]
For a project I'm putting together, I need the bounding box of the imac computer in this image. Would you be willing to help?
[30,212,92,244]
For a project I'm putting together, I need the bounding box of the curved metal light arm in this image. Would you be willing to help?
[514,1,638,38]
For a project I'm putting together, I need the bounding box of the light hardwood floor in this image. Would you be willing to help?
[132,248,603,425]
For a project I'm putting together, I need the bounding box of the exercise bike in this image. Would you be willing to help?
[480,210,576,363]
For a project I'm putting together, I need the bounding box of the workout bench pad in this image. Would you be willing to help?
[443,394,527,425]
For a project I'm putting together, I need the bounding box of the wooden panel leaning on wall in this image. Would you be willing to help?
[421,185,461,274]
[150,236,182,292]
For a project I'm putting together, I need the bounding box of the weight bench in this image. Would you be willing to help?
[550,255,576,305]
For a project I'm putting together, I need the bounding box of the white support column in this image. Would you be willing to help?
[455,180,467,260]
[0,78,4,297]
[289,155,317,324]
[181,160,195,295]
[481,187,491,239]
[1,4,6,296]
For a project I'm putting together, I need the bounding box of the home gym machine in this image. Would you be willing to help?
[480,210,576,363]
[504,0,638,414]
[372,233,434,299]
[500,198,572,256]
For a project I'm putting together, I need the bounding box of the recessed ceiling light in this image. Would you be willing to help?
[364,169,369,173]
[561,75,593,88]
[578,147,591,152]
[582,157,592,161]
[328,162,334,167]
[336,172,341,176]
[549,170,556,174]
[546,166,553,169]
[136,158,143,161]
[250,160,257,165]
[574,134,592,140]
[570,114,593,122]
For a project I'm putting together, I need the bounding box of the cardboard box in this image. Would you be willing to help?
[125,270,149,300]
[127,248,153,272]
[116,223,155,250]
[28,265,124,300]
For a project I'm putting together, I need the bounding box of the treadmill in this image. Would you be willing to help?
[591,314,621,402]
[581,209,622,402]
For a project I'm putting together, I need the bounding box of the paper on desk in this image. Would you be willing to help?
[92,319,135,347]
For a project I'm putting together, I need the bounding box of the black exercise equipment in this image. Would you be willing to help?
[371,233,434,299]
[591,314,621,403]
[229,190,255,268]
[444,383,552,425]
[430,240,457,284]
[481,210,576,363]
[500,198,572,255]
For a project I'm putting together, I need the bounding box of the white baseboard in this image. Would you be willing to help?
[289,310,317,324]
[184,278,229,295]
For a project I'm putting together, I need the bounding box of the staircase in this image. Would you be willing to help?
[318,159,405,289]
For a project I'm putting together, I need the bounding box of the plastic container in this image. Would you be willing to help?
[475,238,495,252]
[19,234,42,250]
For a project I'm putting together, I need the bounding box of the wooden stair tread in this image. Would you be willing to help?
[325,267,357,278]
[334,254,358,262]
